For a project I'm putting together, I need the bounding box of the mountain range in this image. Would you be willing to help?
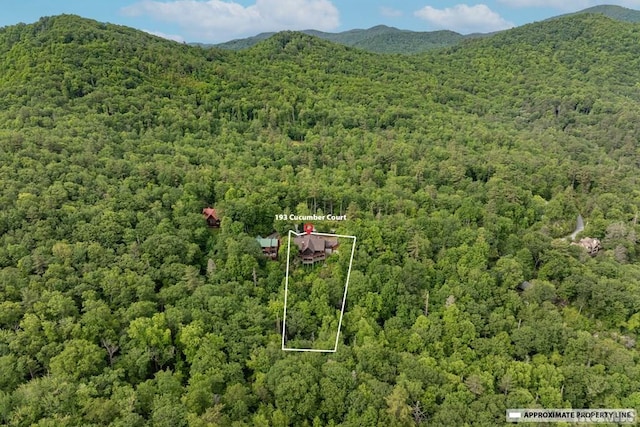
[211,4,640,53]
[210,26,469,54]
[552,4,640,23]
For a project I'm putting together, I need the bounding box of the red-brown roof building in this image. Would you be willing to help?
[202,207,220,228]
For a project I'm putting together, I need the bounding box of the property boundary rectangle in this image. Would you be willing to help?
[282,230,356,352]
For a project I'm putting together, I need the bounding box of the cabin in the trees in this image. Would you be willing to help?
[202,207,220,228]
[571,237,601,256]
[257,234,280,260]
[294,234,339,265]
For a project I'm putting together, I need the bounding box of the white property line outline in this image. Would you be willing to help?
[282,230,357,352]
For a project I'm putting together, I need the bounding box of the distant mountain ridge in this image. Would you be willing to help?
[550,4,640,23]
[211,25,470,54]
[209,4,640,54]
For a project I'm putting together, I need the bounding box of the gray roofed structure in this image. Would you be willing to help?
[293,234,339,265]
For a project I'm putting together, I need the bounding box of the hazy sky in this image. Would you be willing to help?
[1,1,639,43]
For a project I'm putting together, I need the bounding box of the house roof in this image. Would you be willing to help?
[324,237,339,249]
[518,281,532,291]
[256,237,279,248]
[294,235,337,252]
[202,207,219,219]
[294,235,321,253]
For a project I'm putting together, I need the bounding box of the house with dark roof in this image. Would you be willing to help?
[293,234,339,265]
[257,234,280,260]
[202,207,220,227]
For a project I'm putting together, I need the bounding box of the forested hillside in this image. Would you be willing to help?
[0,13,639,426]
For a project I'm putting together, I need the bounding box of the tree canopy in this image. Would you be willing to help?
[0,13,639,426]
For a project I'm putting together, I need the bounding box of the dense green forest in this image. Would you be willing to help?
[0,12,639,426]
